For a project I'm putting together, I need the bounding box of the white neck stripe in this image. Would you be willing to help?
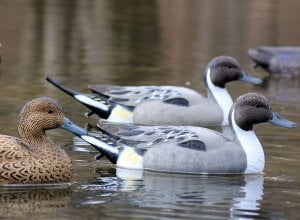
[231,110,265,174]
[206,68,233,125]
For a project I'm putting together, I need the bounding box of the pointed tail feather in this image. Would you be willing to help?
[46,75,80,97]
[45,75,112,119]
[80,134,119,163]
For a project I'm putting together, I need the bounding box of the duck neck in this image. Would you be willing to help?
[206,68,233,125]
[230,110,265,174]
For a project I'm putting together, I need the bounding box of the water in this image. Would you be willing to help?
[0,0,299,219]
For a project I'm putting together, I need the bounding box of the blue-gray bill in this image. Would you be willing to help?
[239,71,263,85]
[268,112,296,128]
[60,117,87,136]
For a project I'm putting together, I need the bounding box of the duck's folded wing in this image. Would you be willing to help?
[88,84,189,107]
[97,120,204,150]
[0,135,32,162]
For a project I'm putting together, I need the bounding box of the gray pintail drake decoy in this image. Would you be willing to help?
[46,56,262,126]
[248,46,300,77]
[0,97,78,184]
[61,93,296,174]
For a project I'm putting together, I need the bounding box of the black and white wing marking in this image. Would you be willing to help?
[97,121,206,151]
[89,84,190,107]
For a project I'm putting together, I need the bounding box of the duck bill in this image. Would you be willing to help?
[239,71,262,85]
[268,112,296,129]
[60,116,87,136]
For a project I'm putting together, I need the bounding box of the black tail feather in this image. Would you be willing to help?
[85,131,120,164]
[45,75,112,119]
[45,75,80,97]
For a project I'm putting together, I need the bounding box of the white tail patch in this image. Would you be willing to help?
[117,147,144,170]
[75,94,109,111]
[81,135,119,155]
[107,105,133,123]
[206,68,233,125]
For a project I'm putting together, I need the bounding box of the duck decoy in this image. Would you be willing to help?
[61,93,296,174]
[0,97,79,184]
[248,46,300,77]
[46,56,262,127]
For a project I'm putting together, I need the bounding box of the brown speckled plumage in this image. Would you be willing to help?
[0,97,73,184]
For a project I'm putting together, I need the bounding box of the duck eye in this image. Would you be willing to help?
[48,110,54,114]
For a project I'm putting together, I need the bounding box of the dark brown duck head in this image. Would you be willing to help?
[204,56,262,89]
[230,93,296,131]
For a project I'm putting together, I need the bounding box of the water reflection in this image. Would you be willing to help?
[258,76,300,107]
[75,168,264,219]
[0,187,71,218]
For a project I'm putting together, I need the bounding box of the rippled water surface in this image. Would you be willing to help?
[0,0,299,219]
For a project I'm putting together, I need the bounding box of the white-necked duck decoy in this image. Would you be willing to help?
[61,93,295,174]
[248,46,300,77]
[0,97,78,184]
[46,56,262,126]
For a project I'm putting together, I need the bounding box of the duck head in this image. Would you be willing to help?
[205,56,262,88]
[17,97,65,140]
[230,93,296,131]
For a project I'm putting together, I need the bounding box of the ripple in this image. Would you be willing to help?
[72,146,92,152]
[81,200,107,205]
[73,136,91,146]
[265,175,294,182]
[272,156,295,161]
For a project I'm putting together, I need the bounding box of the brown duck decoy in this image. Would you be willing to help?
[0,97,78,184]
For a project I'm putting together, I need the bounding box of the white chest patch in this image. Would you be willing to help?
[231,111,265,174]
[206,68,233,125]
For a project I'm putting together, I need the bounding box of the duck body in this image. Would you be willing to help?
[62,93,295,174]
[0,97,73,184]
[96,123,247,174]
[47,56,262,126]
[248,46,300,77]
[0,135,72,184]
[95,85,223,126]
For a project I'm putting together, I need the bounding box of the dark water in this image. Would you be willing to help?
[0,0,299,219]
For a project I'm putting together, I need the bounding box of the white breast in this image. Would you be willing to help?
[231,110,265,174]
